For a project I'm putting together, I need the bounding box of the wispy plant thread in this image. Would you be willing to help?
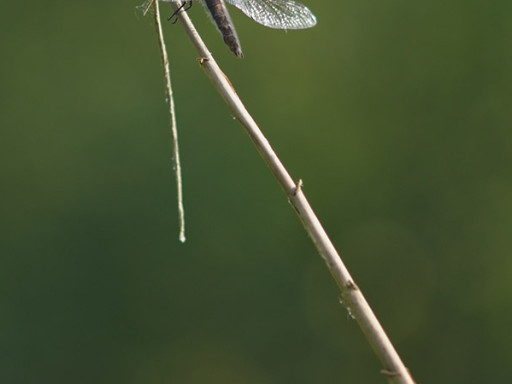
[151,0,186,243]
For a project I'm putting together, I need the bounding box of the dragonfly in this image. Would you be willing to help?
[159,0,317,57]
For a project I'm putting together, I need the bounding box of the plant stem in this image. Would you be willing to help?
[163,2,415,382]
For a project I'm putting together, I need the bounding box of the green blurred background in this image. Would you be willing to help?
[1,0,511,382]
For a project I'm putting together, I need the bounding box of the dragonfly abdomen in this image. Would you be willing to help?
[204,0,243,57]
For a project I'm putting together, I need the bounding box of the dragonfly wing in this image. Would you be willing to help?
[225,0,316,29]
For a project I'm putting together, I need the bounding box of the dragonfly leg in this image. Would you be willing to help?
[168,1,193,24]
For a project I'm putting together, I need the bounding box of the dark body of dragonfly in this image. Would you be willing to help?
[159,0,317,57]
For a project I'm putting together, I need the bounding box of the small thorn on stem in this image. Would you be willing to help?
[346,280,358,290]
[197,57,209,65]
[293,179,303,196]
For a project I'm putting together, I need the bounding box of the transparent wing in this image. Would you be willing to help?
[225,0,316,29]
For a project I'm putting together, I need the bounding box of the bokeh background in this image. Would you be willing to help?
[1,0,511,383]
